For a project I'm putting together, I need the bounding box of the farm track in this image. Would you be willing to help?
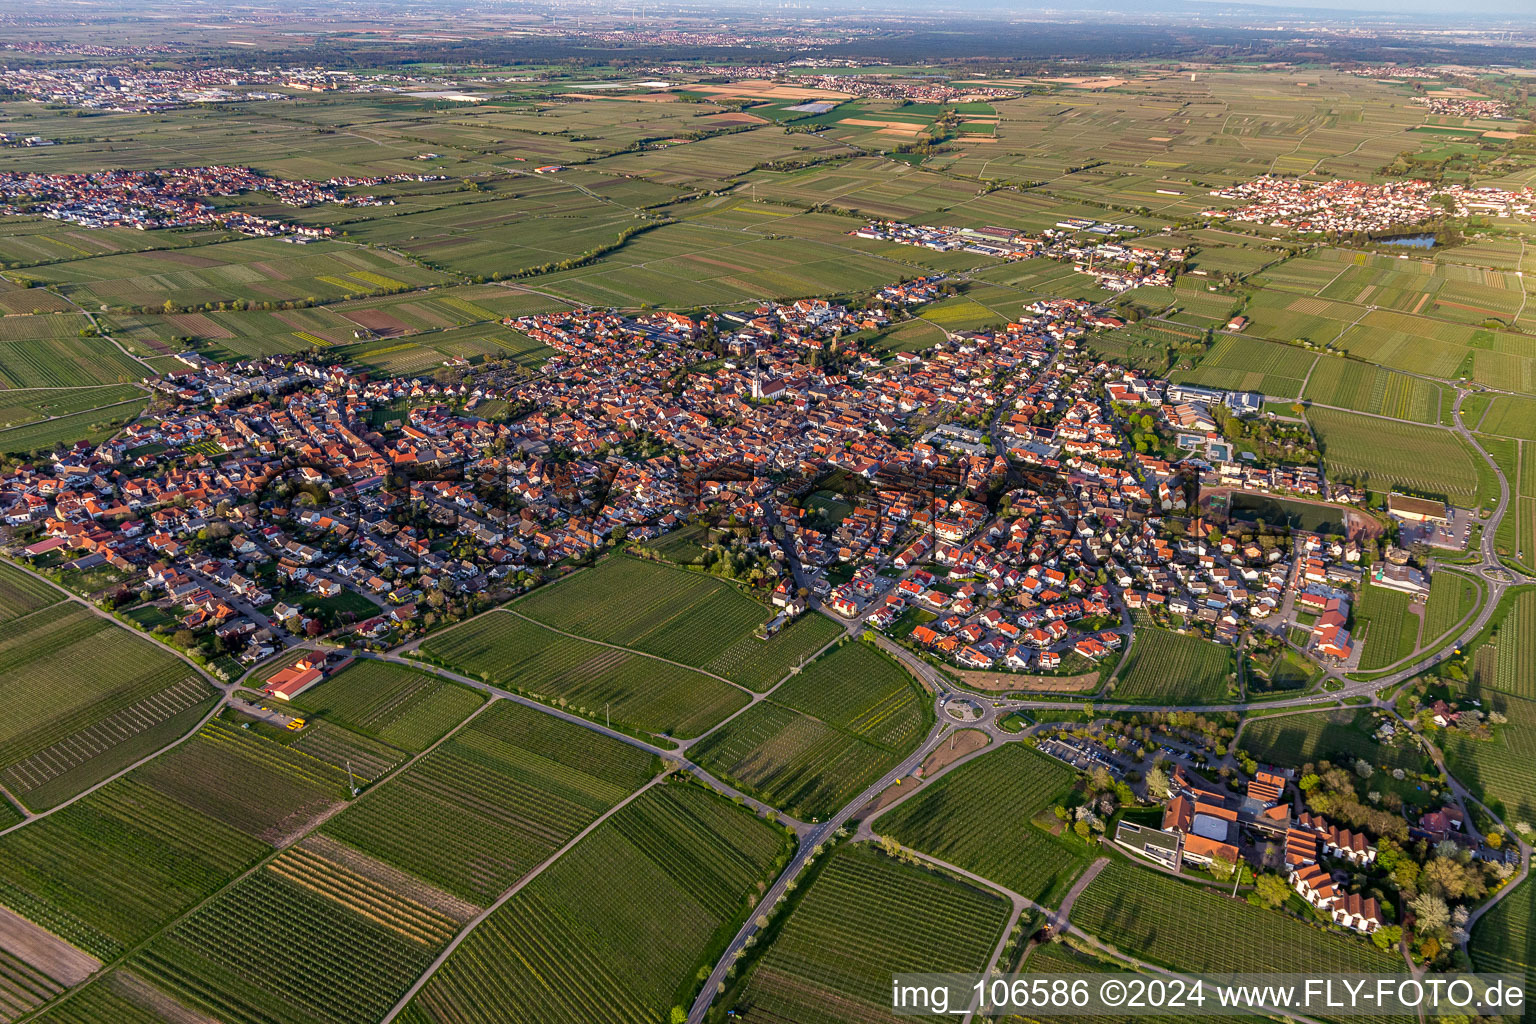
[375,774,665,1024]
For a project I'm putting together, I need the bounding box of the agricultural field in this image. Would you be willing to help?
[1354,584,1419,671]
[0,777,267,960]
[767,639,931,753]
[1112,627,1232,703]
[1467,589,1536,699]
[1239,709,1430,774]
[1306,406,1486,506]
[0,383,145,433]
[1301,357,1445,424]
[0,560,62,625]
[688,704,897,821]
[1471,876,1534,1019]
[19,238,450,312]
[322,699,655,905]
[723,844,1011,1024]
[1072,860,1404,976]
[131,715,350,844]
[0,335,146,389]
[419,610,749,739]
[401,782,791,1024]
[690,640,929,820]
[0,396,147,456]
[291,659,486,752]
[1420,571,1480,649]
[134,845,460,1024]
[1443,691,1536,824]
[875,743,1088,905]
[1003,942,1262,1024]
[512,555,833,689]
[0,603,218,810]
[1478,394,1536,441]
[1172,334,1316,398]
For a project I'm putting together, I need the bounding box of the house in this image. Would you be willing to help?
[262,651,327,700]
[1331,892,1383,933]
[1289,863,1340,909]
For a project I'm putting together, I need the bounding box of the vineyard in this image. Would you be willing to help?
[1239,709,1428,774]
[0,944,65,1021]
[1471,875,1534,1019]
[289,720,407,784]
[514,556,797,681]
[1354,584,1418,671]
[1113,628,1231,703]
[135,859,451,1024]
[1302,358,1443,424]
[768,640,930,753]
[407,783,790,1024]
[726,845,1010,1024]
[131,716,349,843]
[1474,589,1536,699]
[875,743,1088,905]
[1003,942,1257,1024]
[1307,406,1483,506]
[1443,693,1536,824]
[0,603,216,809]
[690,700,904,821]
[1072,860,1403,977]
[0,562,62,625]
[1421,571,1479,649]
[421,611,749,738]
[0,778,265,960]
[292,660,485,752]
[323,699,655,904]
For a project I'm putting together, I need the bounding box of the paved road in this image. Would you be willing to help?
[685,719,954,1023]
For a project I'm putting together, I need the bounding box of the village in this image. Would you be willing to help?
[853,219,1185,292]
[0,165,443,234]
[0,259,1456,711]
[1206,175,1536,233]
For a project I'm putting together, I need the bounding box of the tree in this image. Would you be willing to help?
[1145,764,1171,801]
[1073,820,1092,841]
[172,629,196,649]
[1410,892,1451,935]
[1255,872,1289,908]
[1208,855,1238,882]
[1371,924,1403,951]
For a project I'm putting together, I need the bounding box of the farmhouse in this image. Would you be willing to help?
[262,651,328,700]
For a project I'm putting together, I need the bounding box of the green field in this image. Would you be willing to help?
[1470,876,1534,1021]
[0,602,218,810]
[1173,334,1316,397]
[1307,406,1486,506]
[1302,357,1444,424]
[876,743,1088,905]
[291,659,487,752]
[322,699,655,904]
[1442,692,1536,823]
[1421,571,1479,649]
[134,845,459,1024]
[1239,709,1429,774]
[1354,583,1419,671]
[1072,859,1403,976]
[0,777,267,960]
[0,560,64,625]
[131,715,350,843]
[1113,627,1232,703]
[690,639,930,820]
[420,610,749,739]
[1465,589,1536,699]
[1004,941,1262,1024]
[512,556,837,690]
[724,844,1011,1024]
[401,782,791,1024]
